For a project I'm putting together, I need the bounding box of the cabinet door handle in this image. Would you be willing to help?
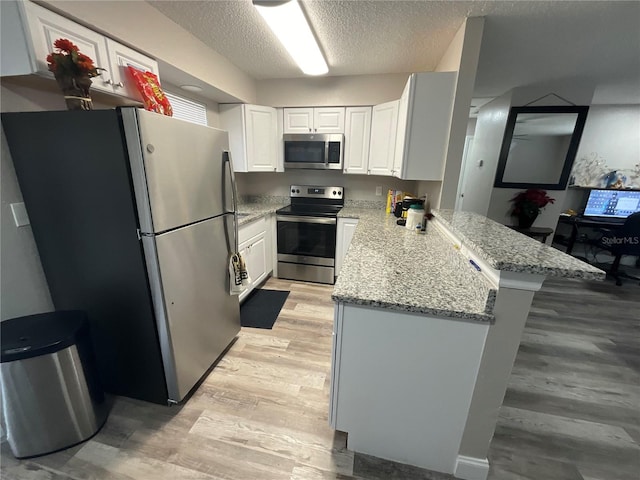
[273,167,276,172]
[105,79,124,88]
[308,128,312,132]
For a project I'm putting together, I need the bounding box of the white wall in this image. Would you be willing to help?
[573,104,640,185]
[459,92,512,215]
[1,126,54,321]
[502,135,571,184]
[436,17,485,210]
[466,117,477,136]
[0,81,68,320]
[256,73,410,107]
[462,85,598,239]
[236,171,419,203]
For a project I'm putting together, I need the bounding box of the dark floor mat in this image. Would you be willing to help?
[240,289,290,329]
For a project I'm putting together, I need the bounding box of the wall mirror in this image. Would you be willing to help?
[494,105,589,190]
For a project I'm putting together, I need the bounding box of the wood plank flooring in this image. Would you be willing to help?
[1,276,639,480]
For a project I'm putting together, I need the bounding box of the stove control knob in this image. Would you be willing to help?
[333,190,337,195]
[338,191,342,196]
[291,189,295,193]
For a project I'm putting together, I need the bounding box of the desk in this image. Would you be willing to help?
[508,226,554,243]
[557,215,624,254]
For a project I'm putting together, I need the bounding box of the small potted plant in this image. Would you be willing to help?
[510,189,555,228]
[46,38,104,110]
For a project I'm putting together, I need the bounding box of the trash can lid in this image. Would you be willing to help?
[1,311,87,362]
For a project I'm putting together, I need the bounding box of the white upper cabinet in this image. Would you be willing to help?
[343,107,372,175]
[283,107,314,133]
[105,39,159,100]
[284,107,345,133]
[1,1,158,100]
[393,77,412,177]
[393,72,457,180]
[368,100,399,176]
[220,104,278,173]
[10,1,112,93]
[313,107,345,133]
[245,105,279,171]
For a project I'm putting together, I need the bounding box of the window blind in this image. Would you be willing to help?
[164,91,208,126]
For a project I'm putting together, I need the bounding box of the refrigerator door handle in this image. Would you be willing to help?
[223,151,239,253]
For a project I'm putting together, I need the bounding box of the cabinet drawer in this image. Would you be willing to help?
[238,216,266,246]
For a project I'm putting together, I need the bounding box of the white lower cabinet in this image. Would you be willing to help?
[330,302,489,474]
[238,215,274,303]
[335,218,359,276]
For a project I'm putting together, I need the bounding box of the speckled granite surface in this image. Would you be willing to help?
[239,195,288,206]
[432,210,605,280]
[236,202,282,226]
[344,199,386,209]
[334,208,497,322]
[338,206,386,219]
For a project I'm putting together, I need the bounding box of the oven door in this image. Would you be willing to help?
[277,216,336,266]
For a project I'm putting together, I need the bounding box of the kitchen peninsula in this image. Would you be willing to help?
[330,208,604,480]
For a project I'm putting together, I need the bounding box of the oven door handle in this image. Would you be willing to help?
[277,215,336,225]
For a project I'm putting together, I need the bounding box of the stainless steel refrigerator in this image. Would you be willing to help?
[2,107,241,405]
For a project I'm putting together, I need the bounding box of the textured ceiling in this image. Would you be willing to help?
[148,0,640,102]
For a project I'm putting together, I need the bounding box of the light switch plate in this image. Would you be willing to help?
[375,186,382,196]
[10,202,30,227]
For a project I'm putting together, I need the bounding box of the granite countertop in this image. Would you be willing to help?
[238,201,285,227]
[431,210,605,280]
[333,208,497,322]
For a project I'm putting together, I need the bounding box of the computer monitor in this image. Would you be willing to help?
[583,189,640,218]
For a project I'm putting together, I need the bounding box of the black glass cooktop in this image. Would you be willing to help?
[276,204,343,218]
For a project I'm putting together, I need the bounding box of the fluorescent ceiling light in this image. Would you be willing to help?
[253,0,328,76]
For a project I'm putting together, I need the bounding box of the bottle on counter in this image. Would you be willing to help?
[406,204,425,231]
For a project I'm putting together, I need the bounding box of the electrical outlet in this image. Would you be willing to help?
[375,186,382,196]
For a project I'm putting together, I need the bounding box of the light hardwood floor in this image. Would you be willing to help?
[1,276,639,480]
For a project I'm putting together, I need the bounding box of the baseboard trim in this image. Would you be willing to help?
[454,455,489,480]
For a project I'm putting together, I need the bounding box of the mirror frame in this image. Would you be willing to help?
[493,105,590,190]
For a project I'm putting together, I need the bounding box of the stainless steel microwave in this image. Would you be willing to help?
[283,133,344,170]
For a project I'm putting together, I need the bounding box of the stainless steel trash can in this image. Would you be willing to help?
[0,311,108,458]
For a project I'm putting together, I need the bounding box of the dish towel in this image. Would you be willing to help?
[229,252,251,295]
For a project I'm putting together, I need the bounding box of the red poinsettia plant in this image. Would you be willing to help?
[46,38,104,78]
[510,189,555,219]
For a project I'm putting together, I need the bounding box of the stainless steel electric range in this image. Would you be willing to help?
[276,185,344,284]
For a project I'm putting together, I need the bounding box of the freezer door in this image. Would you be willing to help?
[123,108,234,234]
[143,214,240,402]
